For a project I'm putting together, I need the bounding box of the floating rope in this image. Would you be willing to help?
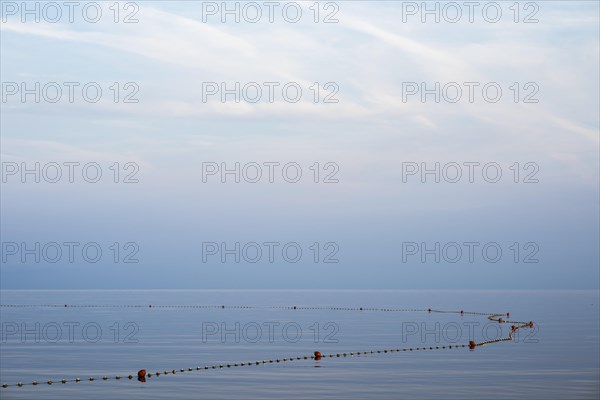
[1,304,427,311]
[0,305,535,389]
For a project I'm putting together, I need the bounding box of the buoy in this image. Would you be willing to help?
[0,305,539,389]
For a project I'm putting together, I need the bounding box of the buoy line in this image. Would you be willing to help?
[0,305,535,389]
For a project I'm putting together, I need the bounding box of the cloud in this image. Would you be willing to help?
[1,1,598,183]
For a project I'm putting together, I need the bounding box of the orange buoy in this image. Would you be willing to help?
[137,370,146,379]
[314,351,322,360]
[511,325,516,331]
[498,317,503,323]
[469,341,476,349]
[529,321,534,328]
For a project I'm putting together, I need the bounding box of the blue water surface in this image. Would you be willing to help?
[0,290,598,399]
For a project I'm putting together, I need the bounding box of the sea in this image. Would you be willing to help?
[0,289,598,399]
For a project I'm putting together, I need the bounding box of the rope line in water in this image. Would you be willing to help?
[2,304,428,311]
[0,305,535,389]
[0,304,525,318]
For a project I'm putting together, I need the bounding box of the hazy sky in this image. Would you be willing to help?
[1,1,598,289]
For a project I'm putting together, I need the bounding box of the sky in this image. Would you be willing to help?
[0,1,598,289]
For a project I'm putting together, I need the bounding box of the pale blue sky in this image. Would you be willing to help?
[1,1,598,289]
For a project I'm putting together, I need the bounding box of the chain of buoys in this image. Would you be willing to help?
[0,304,427,311]
[0,305,535,390]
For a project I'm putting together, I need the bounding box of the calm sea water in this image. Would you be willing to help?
[0,290,598,399]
